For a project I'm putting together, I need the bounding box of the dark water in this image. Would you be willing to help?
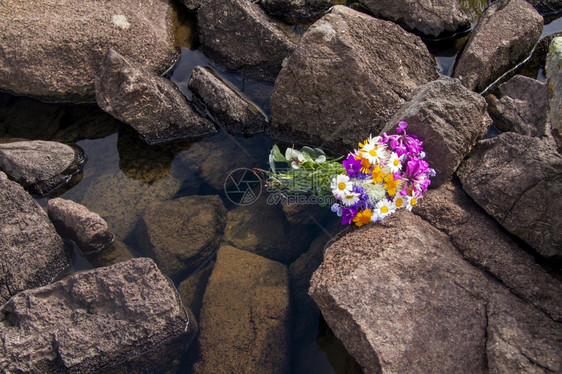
[2,1,561,372]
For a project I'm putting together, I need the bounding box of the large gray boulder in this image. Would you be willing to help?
[0,258,196,373]
[188,66,267,134]
[416,181,562,321]
[486,74,550,137]
[381,76,491,187]
[0,0,178,102]
[0,140,86,196]
[198,0,297,82]
[309,211,562,373]
[0,178,69,304]
[453,0,543,93]
[357,0,471,38]
[457,132,562,260]
[136,195,226,280]
[269,5,438,153]
[47,197,114,254]
[96,50,216,145]
[194,245,291,374]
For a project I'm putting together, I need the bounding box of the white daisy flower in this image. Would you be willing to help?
[374,199,396,219]
[341,192,360,207]
[405,193,420,211]
[393,194,407,210]
[331,174,352,200]
[360,137,388,166]
[387,152,402,174]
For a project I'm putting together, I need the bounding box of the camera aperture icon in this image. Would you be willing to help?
[224,168,262,206]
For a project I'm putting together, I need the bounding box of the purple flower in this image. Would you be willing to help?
[341,207,358,225]
[400,158,431,194]
[342,153,362,177]
[397,121,408,133]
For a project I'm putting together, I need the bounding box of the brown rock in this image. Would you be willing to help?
[269,5,438,153]
[0,140,86,196]
[416,181,562,321]
[457,132,562,259]
[0,178,69,304]
[194,245,291,374]
[48,197,114,254]
[95,49,216,145]
[486,75,550,137]
[136,195,226,280]
[357,0,471,37]
[177,261,215,320]
[0,0,178,102]
[198,0,297,81]
[310,211,562,373]
[453,0,543,92]
[526,0,562,14]
[0,258,195,373]
[382,76,491,187]
[188,66,267,134]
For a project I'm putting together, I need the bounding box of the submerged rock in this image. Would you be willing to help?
[198,0,297,81]
[269,5,438,153]
[457,132,562,260]
[310,211,562,373]
[194,245,291,374]
[136,195,226,280]
[261,0,332,20]
[47,197,114,254]
[453,0,543,92]
[0,140,86,196]
[382,76,491,187]
[0,0,177,102]
[0,258,195,373]
[96,49,216,145]
[188,66,267,134]
[486,75,550,137]
[177,261,215,320]
[416,181,562,321]
[0,95,64,139]
[357,0,471,38]
[0,178,69,304]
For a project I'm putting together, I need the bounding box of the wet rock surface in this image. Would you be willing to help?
[486,74,550,137]
[357,0,471,38]
[136,195,226,280]
[96,50,216,145]
[382,76,491,187]
[270,5,438,153]
[261,0,332,20]
[0,178,69,304]
[0,140,86,196]
[453,0,543,92]
[194,245,291,374]
[416,181,562,321]
[457,132,562,259]
[310,211,562,373]
[0,258,194,373]
[188,66,267,134]
[0,0,177,102]
[48,197,114,254]
[198,0,297,82]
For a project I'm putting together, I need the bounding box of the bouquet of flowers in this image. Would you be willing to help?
[256,122,434,226]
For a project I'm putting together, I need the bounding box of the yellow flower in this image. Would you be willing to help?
[371,166,386,184]
[383,174,400,196]
[360,157,372,174]
[352,209,372,227]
